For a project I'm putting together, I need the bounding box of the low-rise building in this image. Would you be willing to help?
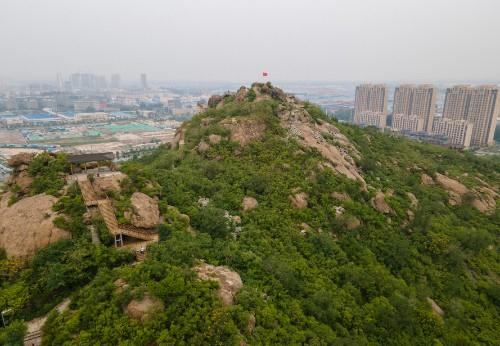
[74,100,99,112]
[432,118,473,149]
[353,111,387,129]
[392,113,425,133]
[75,112,108,122]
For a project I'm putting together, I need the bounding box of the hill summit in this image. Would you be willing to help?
[0,82,499,345]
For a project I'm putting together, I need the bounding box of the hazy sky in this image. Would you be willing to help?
[1,0,499,83]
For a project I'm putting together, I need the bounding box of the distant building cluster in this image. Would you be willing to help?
[354,83,500,148]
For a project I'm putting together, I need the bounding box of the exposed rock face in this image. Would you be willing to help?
[208,134,222,144]
[6,153,36,194]
[0,193,69,257]
[197,141,210,153]
[290,192,308,209]
[345,217,361,230]
[235,86,248,102]
[92,172,127,196]
[125,295,164,322]
[172,126,186,148]
[331,191,350,201]
[198,197,210,208]
[196,263,243,305]
[242,196,258,211]
[114,278,129,293]
[208,95,224,108]
[252,83,287,102]
[371,191,393,214]
[201,117,214,127]
[427,297,444,317]
[278,102,365,187]
[220,117,266,146]
[247,313,256,334]
[11,170,33,194]
[7,152,36,167]
[472,187,498,213]
[435,173,469,196]
[406,192,419,209]
[130,192,160,228]
[421,173,434,186]
[433,173,469,206]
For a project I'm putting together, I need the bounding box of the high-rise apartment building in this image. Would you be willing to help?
[467,86,499,147]
[141,73,148,90]
[354,84,388,129]
[110,74,121,89]
[442,85,471,121]
[393,84,437,132]
[442,85,499,147]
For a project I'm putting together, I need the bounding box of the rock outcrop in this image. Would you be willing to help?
[92,172,127,196]
[345,216,361,230]
[290,191,308,209]
[6,153,37,194]
[435,173,469,196]
[406,192,419,209]
[10,170,33,194]
[172,126,186,148]
[197,140,210,153]
[431,173,498,212]
[208,134,222,144]
[277,100,365,186]
[427,297,444,317]
[242,196,258,211]
[7,152,36,167]
[235,86,248,102]
[220,117,266,146]
[331,191,350,201]
[208,95,224,108]
[371,191,393,214]
[0,193,69,257]
[421,173,434,186]
[196,263,243,305]
[125,295,164,322]
[130,192,160,228]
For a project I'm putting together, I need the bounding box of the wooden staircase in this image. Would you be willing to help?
[76,177,159,248]
[97,199,120,234]
[135,252,146,262]
[119,225,160,241]
[24,330,42,345]
[78,180,98,206]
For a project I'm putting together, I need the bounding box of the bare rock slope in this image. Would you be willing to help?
[196,263,243,305]
[129,192,161,228]
[0,193,69,257]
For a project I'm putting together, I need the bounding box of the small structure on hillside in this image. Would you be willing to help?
[68,152,115,174]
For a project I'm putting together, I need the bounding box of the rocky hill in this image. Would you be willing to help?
[0,83,499,345]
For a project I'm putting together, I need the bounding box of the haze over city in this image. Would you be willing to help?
[1,0,500,82]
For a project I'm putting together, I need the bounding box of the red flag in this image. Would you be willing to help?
[262,72,268,77]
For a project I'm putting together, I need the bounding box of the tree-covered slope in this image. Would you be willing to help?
[1,83,499,345]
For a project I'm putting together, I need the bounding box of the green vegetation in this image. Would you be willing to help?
[1,86,499,345]
[28,152,69,196]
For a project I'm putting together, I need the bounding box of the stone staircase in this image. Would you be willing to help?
[78,180,98,206]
